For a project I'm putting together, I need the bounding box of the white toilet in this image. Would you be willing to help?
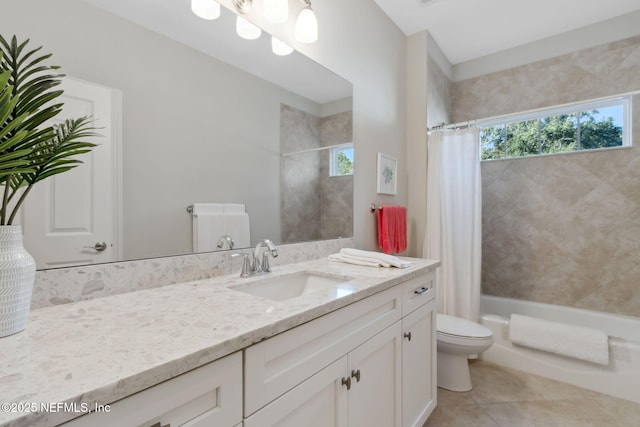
[436,313,494,392]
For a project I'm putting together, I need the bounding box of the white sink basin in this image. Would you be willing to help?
[230,272,355,301]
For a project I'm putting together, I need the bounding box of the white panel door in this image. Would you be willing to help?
[22,77,121,269]
[402,299,437,427]
[244,356,349,427]
[348,322,402,427]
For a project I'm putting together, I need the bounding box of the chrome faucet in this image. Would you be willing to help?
[232,239,278,278]
[253,239,278,273]
[216,234,235,250]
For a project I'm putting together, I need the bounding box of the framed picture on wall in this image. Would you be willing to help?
[377,153,397,195]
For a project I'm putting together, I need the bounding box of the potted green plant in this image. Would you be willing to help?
[0,35,97,337]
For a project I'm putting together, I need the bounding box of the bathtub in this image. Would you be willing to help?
[479,295,640,403]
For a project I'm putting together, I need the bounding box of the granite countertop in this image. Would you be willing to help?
[0,257,439,427]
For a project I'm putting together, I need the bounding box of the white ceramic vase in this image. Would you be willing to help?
[0,225,36,337]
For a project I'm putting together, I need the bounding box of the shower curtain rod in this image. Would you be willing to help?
[426,88,640,134]
[281,142,353,157]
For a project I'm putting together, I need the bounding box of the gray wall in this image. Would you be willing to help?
[2,0,325,260]
[452,36,640,317]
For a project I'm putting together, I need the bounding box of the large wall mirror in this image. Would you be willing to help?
[2,0,353,269]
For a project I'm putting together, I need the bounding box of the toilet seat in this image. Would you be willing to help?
[437,313,492,339]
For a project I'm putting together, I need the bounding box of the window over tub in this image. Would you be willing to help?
[329,143,354,176]
[479,96,631,161]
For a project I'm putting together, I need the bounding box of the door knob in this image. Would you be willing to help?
[84,241,107,252]
[351,369,361,382]
[404,332,412,341]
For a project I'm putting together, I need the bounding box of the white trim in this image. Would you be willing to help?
[111,89,124,262]
[478,96,630,130]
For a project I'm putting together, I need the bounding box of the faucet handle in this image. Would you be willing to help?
[261,251,272,272]
[232,252,252,278]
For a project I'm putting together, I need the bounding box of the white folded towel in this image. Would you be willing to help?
[328,253,385,267]
[329,248,414,268]
[509,314,609,366]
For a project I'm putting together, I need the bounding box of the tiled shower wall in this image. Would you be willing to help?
[280,104,353,243]
[280,105,322,243]
[319,111,353,240]
[451,36,640,317]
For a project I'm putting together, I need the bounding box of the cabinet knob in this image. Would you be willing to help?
[404,331,412,341]
[351,369,361,382]
[341,376,352,390]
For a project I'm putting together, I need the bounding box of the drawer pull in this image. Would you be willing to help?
[341,376,352,390]
[414,286,430,295]
[351,369,361,382]
[404,331,412,341]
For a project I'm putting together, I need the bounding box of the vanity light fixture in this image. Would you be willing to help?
[191,0,221,20]
[263,0,289,23]
[236,15,262,40]
[295,0,318,44]
[232,0,253,14]
[271,36,294,56]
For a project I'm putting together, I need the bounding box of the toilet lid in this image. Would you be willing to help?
[437,314,493,338]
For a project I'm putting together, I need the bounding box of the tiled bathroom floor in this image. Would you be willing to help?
[423,360,640,427]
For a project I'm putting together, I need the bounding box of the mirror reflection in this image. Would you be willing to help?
[2,0,353,269]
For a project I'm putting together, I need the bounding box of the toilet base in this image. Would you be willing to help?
[437,351,472,392]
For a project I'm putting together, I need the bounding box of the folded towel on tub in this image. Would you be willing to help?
[508,314,609,366]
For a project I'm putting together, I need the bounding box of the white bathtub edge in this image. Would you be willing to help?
[479,296,640,404]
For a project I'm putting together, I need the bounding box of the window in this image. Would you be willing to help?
[479,97,630,160]
[330,144,354,176]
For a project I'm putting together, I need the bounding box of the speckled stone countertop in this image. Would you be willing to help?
[0,257,439,427]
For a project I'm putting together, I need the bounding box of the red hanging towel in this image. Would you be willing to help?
[377,205,407,254]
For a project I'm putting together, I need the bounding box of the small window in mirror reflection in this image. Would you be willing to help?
[330,144,354,176]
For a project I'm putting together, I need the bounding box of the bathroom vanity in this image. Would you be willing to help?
[0,257,438,427]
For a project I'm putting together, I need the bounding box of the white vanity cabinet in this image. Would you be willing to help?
[244,321,402,427]
[61,352,242,427]
[243,269,437,427]
[244,285,403,419]
[347,321,402,427]
[400,271,437,427]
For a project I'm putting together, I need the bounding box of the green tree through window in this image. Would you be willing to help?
[480,100,626,160]
[337,151,353,175]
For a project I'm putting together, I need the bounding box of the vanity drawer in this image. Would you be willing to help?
[244,285,402,416]
[401,271,436,316]
[61,352,242,427]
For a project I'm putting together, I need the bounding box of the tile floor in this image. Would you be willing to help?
[424,360,640,427]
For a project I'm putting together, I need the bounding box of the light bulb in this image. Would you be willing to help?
[263,0,289,23]
[191,0,221,20]
[271,36,294,56]
[295,6,318,44]
[236,16,262,40]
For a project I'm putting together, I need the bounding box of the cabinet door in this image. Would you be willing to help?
[402,299,437,427]
[245,286,401,416]
[244,357,348,427]
[348,322,402,427]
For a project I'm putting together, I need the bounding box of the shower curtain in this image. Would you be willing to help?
[423,128,482,322]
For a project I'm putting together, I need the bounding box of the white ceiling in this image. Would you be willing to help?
[374,0,640,65]
[81,0,352,105]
